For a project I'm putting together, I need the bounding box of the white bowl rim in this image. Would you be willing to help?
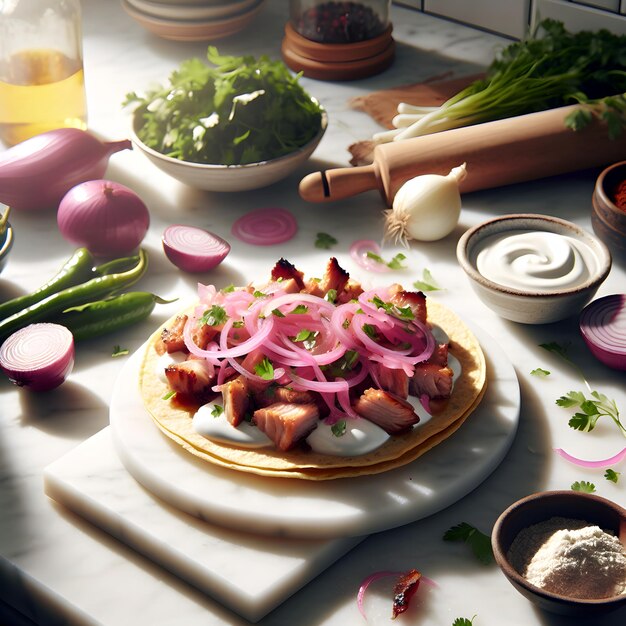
[456,213,612,299]
[130,103,328,172]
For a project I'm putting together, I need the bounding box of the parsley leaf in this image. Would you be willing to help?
[211,404,224,417]
[443,523,493,564]
[604,469,620,483]
[315,232,338,249]
[530,367,550,377]
[571,480,596,493]
[293,329,313,343]
[290,305,308,314]
[413,268,442,291]
[254,357,274,380]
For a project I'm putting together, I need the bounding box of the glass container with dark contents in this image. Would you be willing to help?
[282,0,394,80]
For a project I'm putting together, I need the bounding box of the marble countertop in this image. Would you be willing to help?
[1,1,625,624]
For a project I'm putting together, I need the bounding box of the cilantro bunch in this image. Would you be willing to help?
[125,47,324,165]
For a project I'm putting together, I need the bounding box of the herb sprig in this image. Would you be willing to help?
[125,47,323,165]
[540,342,625,437]
[443,522,493,564]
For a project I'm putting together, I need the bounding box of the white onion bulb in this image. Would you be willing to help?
[384,163,467,244]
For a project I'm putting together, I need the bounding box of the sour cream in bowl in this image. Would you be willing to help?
[456,214,611,324]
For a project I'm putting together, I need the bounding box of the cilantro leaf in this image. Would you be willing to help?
[200,304,228,327]
[331,420,347,437]
[315,232,338,249]
[290,305,308,314]
[530,367,550,377]
[413,268,442,291]
[254,357,274,380]
[453,618,476,626]
[571,480,596,493]
[211,404,224,418]
[293,329,313,343]
[365,251,407,269]
[443,522,493,564]
[604,469,620,483]
[556,390,624,435]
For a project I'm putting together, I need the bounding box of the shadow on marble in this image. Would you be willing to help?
[17,382,108,440]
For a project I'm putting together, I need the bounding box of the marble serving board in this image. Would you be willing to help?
[110,326,520,539]
[43,428,363,623]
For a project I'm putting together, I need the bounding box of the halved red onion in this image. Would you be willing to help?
[57,180,150,256]
[0,323,74,391]
[162,224,230,273]
[349,240,389,272]
[231,207,297,245]
[579,294,626,370]
[554,446,626,468]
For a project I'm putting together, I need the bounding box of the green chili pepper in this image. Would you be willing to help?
[0,248,149,343]
[0,247,96,320]
[57,292,175,341]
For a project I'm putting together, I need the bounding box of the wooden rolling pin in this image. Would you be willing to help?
[299,104,626,205]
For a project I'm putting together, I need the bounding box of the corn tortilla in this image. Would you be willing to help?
[139,299,486,480]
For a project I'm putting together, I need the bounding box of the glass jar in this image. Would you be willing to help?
[0,0,87,145]
[290,0,391,44]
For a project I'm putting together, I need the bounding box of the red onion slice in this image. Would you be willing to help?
[357,570,437,620]
[0,323,74,391]
[579,294,626,371]
[162,224,230,273]
[349,240,389,272]
[554,446,626,468]
[231,207,297,245]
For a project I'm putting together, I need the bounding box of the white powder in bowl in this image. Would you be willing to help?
[508,516,626,600]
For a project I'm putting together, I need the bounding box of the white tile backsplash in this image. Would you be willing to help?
[393,0,626,36]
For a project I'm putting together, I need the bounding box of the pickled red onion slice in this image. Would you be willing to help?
[231,207,297,245]
[554,446,626,468]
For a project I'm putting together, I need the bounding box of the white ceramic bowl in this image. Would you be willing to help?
[125,0,259,21]
[456,214,612,324]
[130,107,327,192]
[121,0,265,41]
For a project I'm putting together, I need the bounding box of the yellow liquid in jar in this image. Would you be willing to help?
[0,49,87,145]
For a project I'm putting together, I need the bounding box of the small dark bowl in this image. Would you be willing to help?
[592,160,626,260]
[0,222,14,275]
[492,491,626,616]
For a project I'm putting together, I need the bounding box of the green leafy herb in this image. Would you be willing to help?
[254,357,274,380]
[162,390,176,400]
[315,232,338,249]
[272,308,286,318]
[530,367,550,377]
[370,295,414,320]
[124,47,324,165]
[393,19,626,140]
[571,480,596,493]
[211,404,224,417]
[325,289,337,303]
[604,469,620,483]
[321,350,359,377]
[290,305,308,314]
[200,304,228,327]
[413,268,442,292]
[331,420,347,437]
[443,522,493,564]
[112,345,129,358]
[541,342,625,437]
[222,283,236,293]
[365,251,407,270]
[253,290,268,298]
[453,617,476,626]
[293,329,313,343]
[362,323,379,340]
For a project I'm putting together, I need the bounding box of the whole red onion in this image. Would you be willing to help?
[57,180,150,256]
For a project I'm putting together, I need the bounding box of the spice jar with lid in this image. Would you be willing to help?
[0,0,87,146]
[282,0,395,81]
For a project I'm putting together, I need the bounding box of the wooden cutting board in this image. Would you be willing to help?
[348,73,482,165]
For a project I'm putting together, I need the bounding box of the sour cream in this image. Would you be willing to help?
[156,350,187,382]
[475,230,599,292]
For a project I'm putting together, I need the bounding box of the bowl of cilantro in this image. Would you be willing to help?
[126,47,327,192]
